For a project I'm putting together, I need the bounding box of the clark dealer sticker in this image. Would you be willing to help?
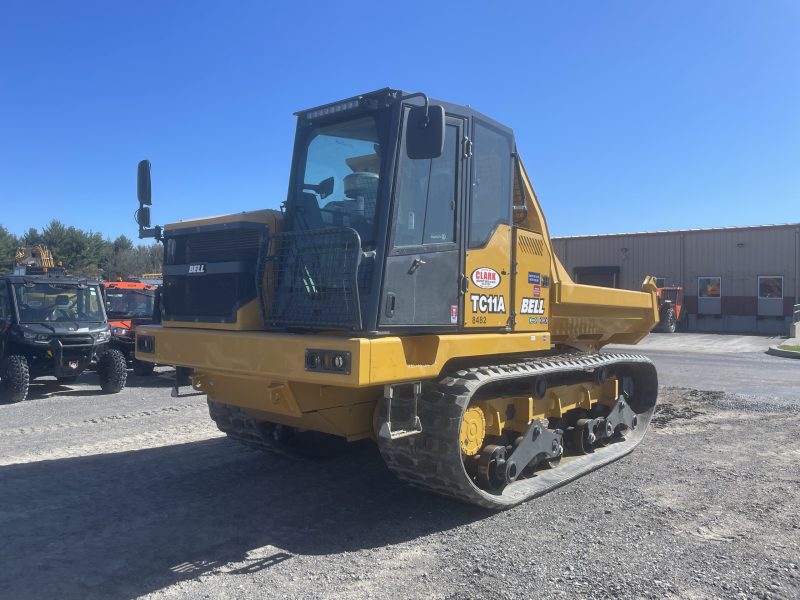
[471,267,501,289]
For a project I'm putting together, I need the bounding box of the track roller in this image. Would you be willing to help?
[477,444,508,491]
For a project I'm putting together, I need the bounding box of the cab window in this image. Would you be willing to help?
[299,116,382,247]
[392,123,459,249]
[469,121,512,248]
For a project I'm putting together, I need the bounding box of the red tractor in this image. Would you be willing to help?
[102,280,158,374]
[656,285,684,333]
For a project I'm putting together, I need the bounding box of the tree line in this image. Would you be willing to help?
[0,220,162,280]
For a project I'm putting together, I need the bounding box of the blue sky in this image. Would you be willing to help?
[1,1,798,241]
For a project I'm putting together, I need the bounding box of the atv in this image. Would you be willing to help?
[0,269,127,403]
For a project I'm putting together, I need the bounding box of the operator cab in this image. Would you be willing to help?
[276,88,517,333]
[138,88,521,335]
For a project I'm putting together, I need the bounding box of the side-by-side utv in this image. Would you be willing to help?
[0,268,127,403]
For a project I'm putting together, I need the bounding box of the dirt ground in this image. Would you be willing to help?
[1,341,799,600]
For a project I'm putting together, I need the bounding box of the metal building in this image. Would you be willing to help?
[553,223,800,335]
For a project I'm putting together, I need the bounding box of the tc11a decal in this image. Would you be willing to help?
[520,297,545,315]
[470,294,506,314]
[471,267,501,289]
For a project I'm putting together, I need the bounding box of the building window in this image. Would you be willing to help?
[758,276,783,299]
[573,266,620,288]
[698,276,721,298]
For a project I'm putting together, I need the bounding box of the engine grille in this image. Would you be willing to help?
[183,230,262,263]
[162,223,266,323]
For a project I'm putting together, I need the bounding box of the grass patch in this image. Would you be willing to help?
[778,344,800,352]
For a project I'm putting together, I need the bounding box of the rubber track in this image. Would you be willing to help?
[207,399,299,459]
[377,352,658,510]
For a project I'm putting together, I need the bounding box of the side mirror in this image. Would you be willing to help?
[136,159,161,241]
[137,160,152,206]
[406,105,445,159]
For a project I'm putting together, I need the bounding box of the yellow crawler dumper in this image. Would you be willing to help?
[135,89,659,508]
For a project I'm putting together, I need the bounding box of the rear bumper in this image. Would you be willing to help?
[136,326,370,386]
[135,326,551,437]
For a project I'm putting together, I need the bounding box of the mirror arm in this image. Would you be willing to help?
[400,92,430,126]
[139,225,162,241]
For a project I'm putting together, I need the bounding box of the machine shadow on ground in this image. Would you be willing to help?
[0,437,488,600]
[24,381,104,400]
[24,369,177,401]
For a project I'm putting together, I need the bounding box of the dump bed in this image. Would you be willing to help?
[549,256,659,349]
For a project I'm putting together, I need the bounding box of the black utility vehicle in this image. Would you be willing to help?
[0,269,127,403]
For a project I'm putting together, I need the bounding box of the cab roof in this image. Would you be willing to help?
[294,87,513,137]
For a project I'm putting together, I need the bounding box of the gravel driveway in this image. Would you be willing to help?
[1,340,798,600]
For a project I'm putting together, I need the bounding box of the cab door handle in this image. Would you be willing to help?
[408,258,426,274]
[385,293,396,317]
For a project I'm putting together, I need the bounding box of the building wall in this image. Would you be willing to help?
[553,224,800,335]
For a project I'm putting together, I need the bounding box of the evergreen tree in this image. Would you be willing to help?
[1,221,161,278]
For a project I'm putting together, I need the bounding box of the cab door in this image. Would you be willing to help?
[380,114,466,327]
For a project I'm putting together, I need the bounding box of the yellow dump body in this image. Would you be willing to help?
[550,256,659,349]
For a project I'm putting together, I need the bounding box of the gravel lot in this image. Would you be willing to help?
[1,337,799,600]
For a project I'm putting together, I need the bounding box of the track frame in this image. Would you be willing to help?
[377,352,658,509]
